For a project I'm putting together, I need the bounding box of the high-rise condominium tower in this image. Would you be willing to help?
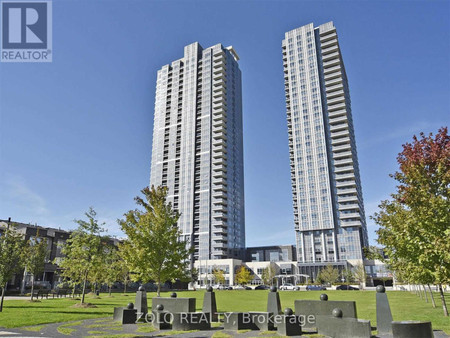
[282,22,369,276]
[150,42,245,262]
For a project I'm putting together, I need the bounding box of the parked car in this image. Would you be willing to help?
[214,284,233,290]
[235,285,252,290]
[336,285,359,290]
[306,285,327,291]
[279,283,300,291]
[255,285,270,290]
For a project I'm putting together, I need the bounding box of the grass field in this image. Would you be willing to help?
[0,290,448,334]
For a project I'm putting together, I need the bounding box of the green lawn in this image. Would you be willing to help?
[0,290,448,334]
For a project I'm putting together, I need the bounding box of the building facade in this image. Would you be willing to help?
[246,245,297,262]
[0,219,121,292]
[149,42,245,261]
[0,219,71,291]
[193,258,301,288]
[282,22,369,278]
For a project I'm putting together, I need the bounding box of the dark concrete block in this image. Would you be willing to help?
[276,315,302,336]
[151,310,172,330]
[223,312,259,330]
[267,291,282,315]
[316,315,371,338]
[376,292,393,334]
[392,321,433,338]
[294,299,357,329]
[113,307,137,324]
[249,312,275,331]
[202,291,218,322]
[171,312,211,331]
[152,297,196,313]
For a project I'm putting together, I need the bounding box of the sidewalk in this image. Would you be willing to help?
[2,317,449,338]
[2,296,30,301]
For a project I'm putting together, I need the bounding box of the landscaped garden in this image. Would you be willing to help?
[0,290,448,334]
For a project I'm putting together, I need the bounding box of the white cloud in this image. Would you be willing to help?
[360,121,443,149]
[6,176,49,216]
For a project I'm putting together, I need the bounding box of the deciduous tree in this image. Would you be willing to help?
[374,127,449,316]
[103,246,123,296]
[22,230,49,301]
[119,186,191,296]
[316,264,339,285]
[235,266,252,285]
[0,224,25,312]
[261,265,276,286]
[59,207,107,304]
[212,267,225,285]
[353,263,366,290]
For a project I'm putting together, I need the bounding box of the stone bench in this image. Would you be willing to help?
[249,312,275,331]
[392,321,433,338]
[113,305,137,324]
[152,297,196,313]
[171,312,211,330]
[295,297,357,330]
[223,312,259,330]
[276,314,303,336]
[151,310,171,330]
[316,308,371,338]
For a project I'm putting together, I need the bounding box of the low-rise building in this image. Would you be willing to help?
[0,219,120,292]
[0,219,71,291]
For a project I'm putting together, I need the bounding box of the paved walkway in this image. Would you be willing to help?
[2,296,30,301]
[1,318,449,338]
[0,318,307,337]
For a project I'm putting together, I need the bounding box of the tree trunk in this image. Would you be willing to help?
[124,279,127,294]
[157,277,161,297]
[438,284,449,317]
[422,285,428,303]
[30,275,35,301]
[72,286,76,298]
[81,271,88,304]
[0,283,6,312]
[428,284,436,308]
[109,285,112,297]
[21,268,27,295]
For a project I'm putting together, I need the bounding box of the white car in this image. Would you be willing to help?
[279,283,300,291]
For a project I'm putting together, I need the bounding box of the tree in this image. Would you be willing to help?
[261,265,276,286]
[88,255,107,295]
[374,127,449,316]
[59,207,107,304]
[316,264,339,286]
[0,225,25,312]
[119,186,191,297]
[22,230,49,301]
[189,267,199,289]
[103,246,122,296]
[212,267,225,285]
[342,268,354,286]
[353,263,366,290]
[117,244,131,294]
[235,266,252,285]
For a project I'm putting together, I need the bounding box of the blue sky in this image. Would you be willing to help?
[1,0,449,247]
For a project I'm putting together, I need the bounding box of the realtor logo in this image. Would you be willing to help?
[1,1,52,62]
